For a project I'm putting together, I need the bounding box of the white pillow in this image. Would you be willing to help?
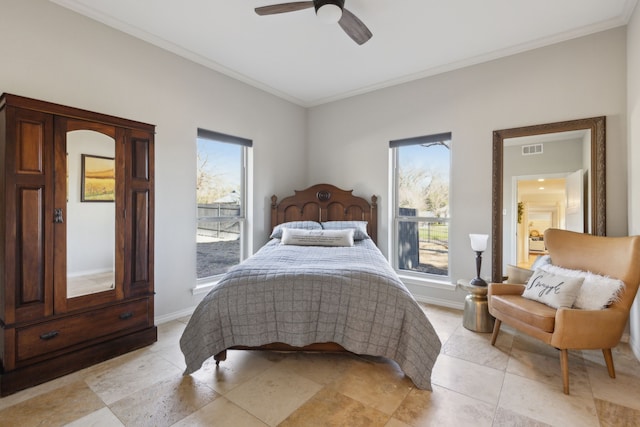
[321,221,370,240]
[270,221,322,239]
[522,269,584,309]
[281,228,354,247]
[538,263,625,310]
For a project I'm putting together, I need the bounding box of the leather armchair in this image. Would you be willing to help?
[488,229,640,394]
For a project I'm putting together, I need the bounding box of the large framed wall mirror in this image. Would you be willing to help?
[491,117,606,283]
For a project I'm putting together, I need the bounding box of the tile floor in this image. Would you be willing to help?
[1,304,639,426]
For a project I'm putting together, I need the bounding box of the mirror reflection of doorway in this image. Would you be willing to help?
[514,170,584,269]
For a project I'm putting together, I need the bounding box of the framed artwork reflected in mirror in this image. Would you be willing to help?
[81,154,115,202]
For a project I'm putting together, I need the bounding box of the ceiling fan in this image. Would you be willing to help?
[255,1,373,45]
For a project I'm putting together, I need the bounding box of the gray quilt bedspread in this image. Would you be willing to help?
[179,238,441,390]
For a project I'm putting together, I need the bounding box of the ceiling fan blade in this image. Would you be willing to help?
[339,8,372,45]
[255,2,314,16]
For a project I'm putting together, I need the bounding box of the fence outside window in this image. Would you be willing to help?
[196,203,241,278]
[398,210,449,276]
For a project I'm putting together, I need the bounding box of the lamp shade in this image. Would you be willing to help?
[316,4,343,23]
[469,234,488,252]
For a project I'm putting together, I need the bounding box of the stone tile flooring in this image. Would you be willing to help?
[1,304,639,426]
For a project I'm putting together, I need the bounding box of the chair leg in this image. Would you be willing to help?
[560,349,570,395]
[214,350,227,365]
[602,348,616,378]
[490,319,501,346]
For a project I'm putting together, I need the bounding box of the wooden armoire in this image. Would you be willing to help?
[0,93,156,396]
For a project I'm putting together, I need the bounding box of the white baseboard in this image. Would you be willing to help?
[155,307,196,325]
[413,295,464,311]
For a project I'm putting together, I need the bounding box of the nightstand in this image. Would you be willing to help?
[457,279,495,332]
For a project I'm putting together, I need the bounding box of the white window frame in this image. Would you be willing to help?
[195,129,251,289]
[390,132,452,283]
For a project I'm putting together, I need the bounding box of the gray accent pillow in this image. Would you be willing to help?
[321,221,369,240]
[531,254,552,270]
[270,221,322,239]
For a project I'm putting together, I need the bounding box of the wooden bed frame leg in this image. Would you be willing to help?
[214,350,227,365]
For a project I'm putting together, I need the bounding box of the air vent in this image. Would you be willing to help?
[522,143,543,155]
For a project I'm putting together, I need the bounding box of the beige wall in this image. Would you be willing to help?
[627,2,640,359]
[0,0,307,319]
[308,28,628,304]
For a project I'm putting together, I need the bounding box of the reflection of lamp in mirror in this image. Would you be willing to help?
[469,234,489,286]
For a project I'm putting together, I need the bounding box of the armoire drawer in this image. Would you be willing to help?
[15,299,150,362]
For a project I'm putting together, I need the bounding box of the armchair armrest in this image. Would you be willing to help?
[488,283,525,297]
[551,306,628,349]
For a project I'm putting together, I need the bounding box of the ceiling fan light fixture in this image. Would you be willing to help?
[256,0,371,45]
[315,0,344,24]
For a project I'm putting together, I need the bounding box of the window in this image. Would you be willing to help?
[391,132,451,278]
[196,129,251,282]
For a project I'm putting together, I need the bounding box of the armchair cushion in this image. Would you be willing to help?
[490,294,557,332]
[522,269,584,309]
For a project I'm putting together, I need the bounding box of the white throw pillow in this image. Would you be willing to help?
[281,228,354,247]
[522,269,584,309]
[538,263,625,310]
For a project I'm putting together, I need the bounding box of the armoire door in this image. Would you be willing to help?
[124,128,154,298]
[3,106,55,324]
[53,117,124,313]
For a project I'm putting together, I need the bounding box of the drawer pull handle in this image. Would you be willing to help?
[119,311,134,320]
[40,330,59,340]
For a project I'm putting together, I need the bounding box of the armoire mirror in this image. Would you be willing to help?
[66,130,116,298]
[491,117,606,283]
[53,117,124,312]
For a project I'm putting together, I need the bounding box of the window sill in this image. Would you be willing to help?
[396,273,457,291]
[192,278,221,295]
[397,273,464,310]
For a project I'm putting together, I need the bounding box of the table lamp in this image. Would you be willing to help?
[469,234,489,286]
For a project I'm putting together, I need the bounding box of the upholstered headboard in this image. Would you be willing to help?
[271,183,378,244]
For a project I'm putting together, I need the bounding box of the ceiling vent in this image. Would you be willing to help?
[522,143,543,155]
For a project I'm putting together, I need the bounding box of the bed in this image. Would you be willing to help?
[179,184,442,390]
